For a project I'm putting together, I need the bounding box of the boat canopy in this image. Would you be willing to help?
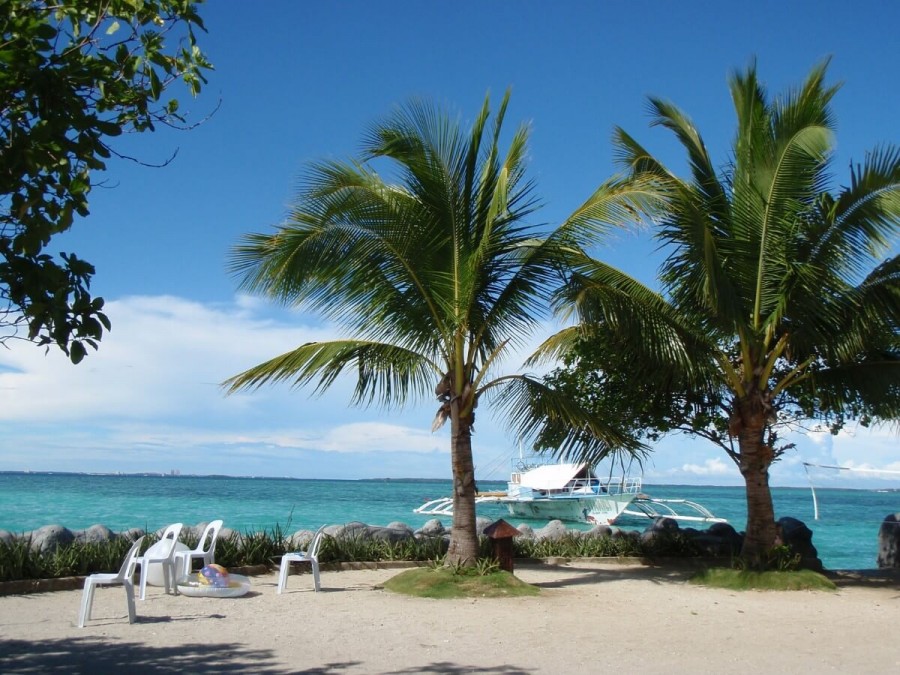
[519,462,590,490]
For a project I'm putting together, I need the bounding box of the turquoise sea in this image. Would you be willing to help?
[0,472,896,571]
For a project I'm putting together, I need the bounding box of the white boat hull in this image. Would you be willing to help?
[502,493,637,524]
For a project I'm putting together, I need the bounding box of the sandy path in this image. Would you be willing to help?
[0,562,897,674]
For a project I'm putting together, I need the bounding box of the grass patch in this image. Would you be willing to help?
[690,567,837,591]
[383,566,541,599]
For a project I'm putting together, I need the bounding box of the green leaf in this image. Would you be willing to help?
[70,342,86,365]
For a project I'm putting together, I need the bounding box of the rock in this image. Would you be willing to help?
[120,527,145,542]
[648,517,680,533]
[707,521,740,539]
[369,525,414,544]
[329,521,369,540]
[513,523,535,539]
[416,519,445,537]
[287,529,317,549]
[476,516,494,534]
[28,525,74,554]
[385,521,414,534]
[612,528,640,541]
[704,521,743,555]
[690,533,739,557]
[0,530,15,545]
[777,516,823,572]
[584,524,613,538]
[876,513,900,568]
[533,520,568,541]
[75,524,115,544]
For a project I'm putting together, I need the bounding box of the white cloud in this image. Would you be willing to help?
[1,293,897,485]
[678,457,734,477]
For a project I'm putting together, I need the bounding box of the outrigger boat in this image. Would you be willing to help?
[415,455,725,526]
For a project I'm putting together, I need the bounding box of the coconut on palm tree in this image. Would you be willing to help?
[545,61,900,565]
[223,92,654,565]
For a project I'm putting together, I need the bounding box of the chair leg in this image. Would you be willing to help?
[163,562,176,595]
[124,581,137,624]
[311,561,321,592]
[78,579,95,628]
[139,564,148,601]
[277,558,290,594]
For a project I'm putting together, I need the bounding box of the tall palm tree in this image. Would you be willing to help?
[549,61,900,564]
[224,92,652,565]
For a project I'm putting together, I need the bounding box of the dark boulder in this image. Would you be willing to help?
[777,516,823,572]
[369,524,414,544]
[648,517,680,533]
[876,513,900,569]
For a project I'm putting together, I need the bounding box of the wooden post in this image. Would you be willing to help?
[483,519,521,573]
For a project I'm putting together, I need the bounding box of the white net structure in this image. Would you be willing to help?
[802,462,900,520]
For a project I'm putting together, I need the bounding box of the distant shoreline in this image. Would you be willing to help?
[1,470,895,492]
[0,470,453,483]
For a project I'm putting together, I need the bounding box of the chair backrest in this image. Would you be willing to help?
[195,519,223,555]
[117,535,146,581]
[308,526,327,558]
[158,522,183,558]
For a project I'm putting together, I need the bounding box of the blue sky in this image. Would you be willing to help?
[1,0,898,488]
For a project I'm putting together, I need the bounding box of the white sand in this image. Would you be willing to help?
[0,562,897,674]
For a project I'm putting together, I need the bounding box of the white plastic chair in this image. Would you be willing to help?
[136,522,183,600]
[77,536,145,628]
[174,519,224,578]
[277,526,326,594]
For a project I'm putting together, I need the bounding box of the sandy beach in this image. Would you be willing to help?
[1,561,898,674]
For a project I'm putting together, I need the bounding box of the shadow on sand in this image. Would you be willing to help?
[518,561,698,590]
[0,636,287,674]
[0,636,535,675]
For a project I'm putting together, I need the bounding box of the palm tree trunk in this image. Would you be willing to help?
[445,410,479,566]
[737,413,778,566]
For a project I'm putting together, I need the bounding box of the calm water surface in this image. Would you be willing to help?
[0,473,896,570]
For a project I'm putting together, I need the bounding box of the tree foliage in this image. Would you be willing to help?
[224,92,656,566]
[0,0,211,362]
[547,60,900,563]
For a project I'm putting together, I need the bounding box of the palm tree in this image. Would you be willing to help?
[549,61,900,564]
[224,92,652,565]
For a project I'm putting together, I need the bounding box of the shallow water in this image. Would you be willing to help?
[1,472,896,570]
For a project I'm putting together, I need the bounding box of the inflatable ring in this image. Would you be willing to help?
[177,573,251,598]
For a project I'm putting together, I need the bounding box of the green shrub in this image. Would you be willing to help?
[0,524,723,584]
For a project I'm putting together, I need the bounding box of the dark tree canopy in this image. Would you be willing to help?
[0,0,211,362]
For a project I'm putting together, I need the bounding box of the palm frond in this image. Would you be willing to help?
[485,374,649,465]
[556,253,723,389]
[222,339,439,409]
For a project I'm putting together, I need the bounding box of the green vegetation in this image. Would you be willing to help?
[1,0,211,360]
[0,535,136,582]
[690,568,837,592]
[0,527,705,583]
[383,566,540,599]
[513,531,645,559]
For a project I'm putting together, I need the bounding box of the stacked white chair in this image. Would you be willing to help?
[136,522,183,600]
[174,519,224,578]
